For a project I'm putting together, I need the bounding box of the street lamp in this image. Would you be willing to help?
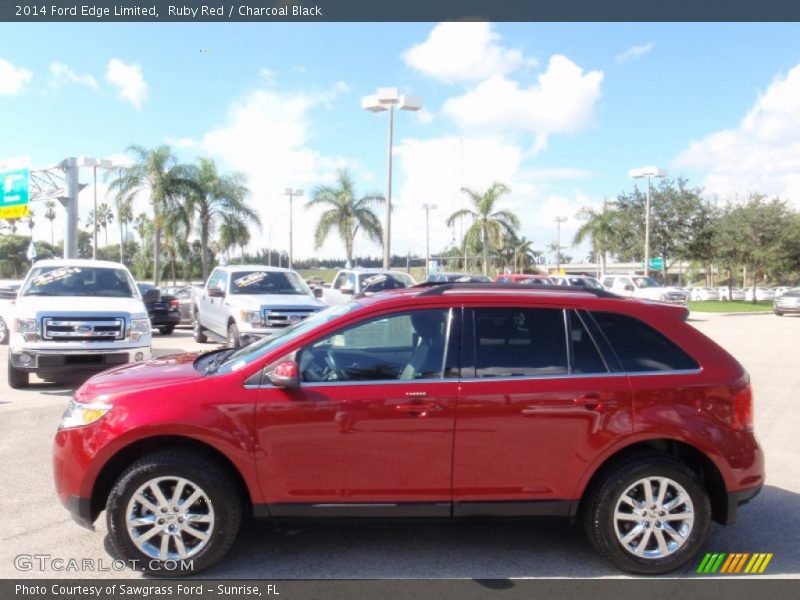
[629,166,667,278]
[555,216,567,275]
[362,87,422,270]
[422,203,437,277]
[283,188,303,269]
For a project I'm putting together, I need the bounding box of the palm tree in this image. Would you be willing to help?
[97,202,114,247]
[186,158,258,280]
[45,201,57,246]
[305,169,384,265]
[107,145,195,285]
[573,203,617,278]
[447,183,519,275]
[218,214,249,263]
[514,237,536,273]
[115,196,134,263]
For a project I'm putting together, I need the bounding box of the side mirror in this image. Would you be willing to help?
[142,289,160,303]
[208,287,225,298]
[313,287,323,299]
[340,287,354,296]
[267,360,300,389]
[624,284,634,292]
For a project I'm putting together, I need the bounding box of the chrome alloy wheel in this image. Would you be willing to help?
[126,476,215,561]
[613,476,695,560]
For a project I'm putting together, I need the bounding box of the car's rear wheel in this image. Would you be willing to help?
[583,456,710,575]
[227,323,240,349]
[159,326,175,335]
[106,450,242,576]
[7,359,29,389]
[774,311,784,316]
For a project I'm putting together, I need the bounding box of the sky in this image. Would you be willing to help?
[2,22,800,262]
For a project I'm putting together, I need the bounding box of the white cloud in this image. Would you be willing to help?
[201,83,368,260]
[0,58,33,95]
[616,42,655,63]
[442,55,603,153]
[105,58,147,109]
[674,63,800,205]
[164,136,198,149]
[415,108,435,125]
[49,62,98,89]
[403,22,525,83]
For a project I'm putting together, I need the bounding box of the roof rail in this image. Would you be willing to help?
[414,281,622,299]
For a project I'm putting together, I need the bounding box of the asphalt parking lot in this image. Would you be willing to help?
[0,315,798,579]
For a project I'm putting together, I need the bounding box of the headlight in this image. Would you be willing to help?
[239,310,262,325]
[130,318,151,341]
[59,400,112,430]
[15,318,37,341]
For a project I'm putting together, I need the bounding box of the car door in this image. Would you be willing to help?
[254,307,461,516]
[452,305,633,516]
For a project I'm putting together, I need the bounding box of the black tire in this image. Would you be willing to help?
[7,359,29,389]
[193,311,208,344]
[583,456,710,575]
[159,326,175,335]
[106,450,242,577]
[774,311,784,316]
[227,322,240,349]
[0,317,8,345]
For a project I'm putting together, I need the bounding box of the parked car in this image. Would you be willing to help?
[717,286,746,301]
[0,284,19,345]
[193,265,324,348]
[7,259,151,388]
[689,287,720,301]
[552,275,606,290]
[160,285,195,325]
[321,268,417,305]
[426,272,493,283]
[54,282,763,576]
[137,284,181,335]
[773,288,800,316]
[602,275,688,305]
[495,273,554,285]
[743,287,775,302]
[770,286,790,298]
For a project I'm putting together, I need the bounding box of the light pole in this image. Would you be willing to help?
[362,88,422,270]
[629,166,667,277]
[422,203,437,277]
[283,188,303,269]
[555,216,567,275]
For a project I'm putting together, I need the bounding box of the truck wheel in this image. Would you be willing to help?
[193,312,208,343]
[106,450,242,576]
[774,311,784,316]
[227,323,240,349]
[0,318,8,345]
[159,326,175,335]
[7,359,30,389]
[583,456,710,575]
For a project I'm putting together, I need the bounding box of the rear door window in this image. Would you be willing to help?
[590,311,699,372]
[472,308,568,377]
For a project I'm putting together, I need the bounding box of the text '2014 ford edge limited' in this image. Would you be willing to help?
[53,283,763,576]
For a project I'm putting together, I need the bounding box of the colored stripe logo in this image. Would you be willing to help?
[697,553,773,574]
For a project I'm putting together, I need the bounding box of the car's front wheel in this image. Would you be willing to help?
[583,456,710,575]
[106,450,242,576]
[7,359,29,389]
[227,323,240,349]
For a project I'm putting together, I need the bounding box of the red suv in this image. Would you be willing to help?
[53,283,763,575]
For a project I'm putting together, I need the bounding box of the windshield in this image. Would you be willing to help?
[632,277,662,289]
[22,266,135,298]
[358,272,415,290]
[214,302,363,374]
[571,277,604,290]
[229,271,311,296]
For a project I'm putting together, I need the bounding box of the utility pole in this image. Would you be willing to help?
[422,203,437,277]
[555,216,567,275]
[283,188,303,269]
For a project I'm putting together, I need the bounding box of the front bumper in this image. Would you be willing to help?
[10,347,151,374]
[63,494,95,530]
[774,303,800,314]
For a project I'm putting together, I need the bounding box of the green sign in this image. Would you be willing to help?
[649,257,664,270]
[0,168,30,219]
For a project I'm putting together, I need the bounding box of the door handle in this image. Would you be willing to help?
[575,392,616,410]
[395,400,442,416]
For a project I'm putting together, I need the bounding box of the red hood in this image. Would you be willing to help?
[75,352,206,401]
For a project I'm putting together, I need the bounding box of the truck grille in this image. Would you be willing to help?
[664,293,688,304]
[42,317,125,341]
[262,309,317,329]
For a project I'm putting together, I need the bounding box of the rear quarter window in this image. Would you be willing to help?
[591,311,699,372]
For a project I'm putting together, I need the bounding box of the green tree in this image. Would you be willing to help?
[115,195,134,263]
[573,202,618,278]
[305,169,384,265]
[186,157,258,280]
[44,200,57,247]
[107,145,195,285]
[447,182,519,275]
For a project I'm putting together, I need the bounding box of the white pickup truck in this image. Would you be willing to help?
[7,259,152,389]
[602,275,688,304]
[193,265,324,348]
[321,268,417,305]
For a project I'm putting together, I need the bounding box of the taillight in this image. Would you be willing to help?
[731,383,754,431]
[169,299,180,308]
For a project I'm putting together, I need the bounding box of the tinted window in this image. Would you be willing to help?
[230,271,310,296]
[473,308,567,377]
[22,266,135,298]
[591,311,699,372]
[569,311,608,374]
[298,309,450,382]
